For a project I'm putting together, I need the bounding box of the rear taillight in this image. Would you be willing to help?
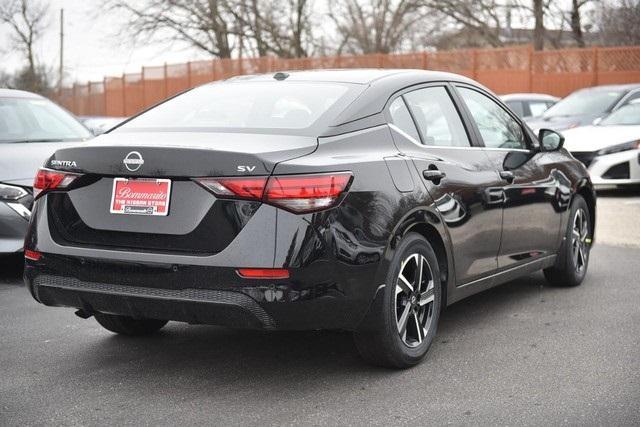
[237,268,290,279]
[33,168,82,199]
[24,249,42,261]
[194,172,352,214]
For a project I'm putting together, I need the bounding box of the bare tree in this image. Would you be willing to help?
[596,0,640,46]
[424,0,507,48]
[329,0,425,54]
[0,0,50,92]
[228,0,314,58]
[108,0,236,58]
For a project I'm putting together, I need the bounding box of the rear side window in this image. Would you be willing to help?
[389,97,420,142]
[118,81,355,132]
[403,86,471,147]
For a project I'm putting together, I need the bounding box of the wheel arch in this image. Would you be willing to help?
[575,178,596,242]
[403,222,452,309]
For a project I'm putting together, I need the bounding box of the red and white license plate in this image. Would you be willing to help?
[110,178,171,216]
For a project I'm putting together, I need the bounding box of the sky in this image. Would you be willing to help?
[0,0,207,84]
[1,0,593,86]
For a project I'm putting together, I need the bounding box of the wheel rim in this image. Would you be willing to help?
[394,253,435,348]
[571,208,589,274]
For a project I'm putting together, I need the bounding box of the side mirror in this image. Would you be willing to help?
[538,128,564,152]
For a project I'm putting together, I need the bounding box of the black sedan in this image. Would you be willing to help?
[24,70,595,368]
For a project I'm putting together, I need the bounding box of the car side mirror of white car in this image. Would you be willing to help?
[538,129,565,152]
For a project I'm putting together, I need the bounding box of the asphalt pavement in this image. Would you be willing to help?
[1,190,639,426]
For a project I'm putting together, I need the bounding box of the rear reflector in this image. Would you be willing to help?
[237,268,290,279]
[33,168,82,199]
[24,249,42,261]
[194,172,352,213]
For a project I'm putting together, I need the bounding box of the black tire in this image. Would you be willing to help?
[354,233,442,369]
[94,313,168,336]
[543,194,591,287]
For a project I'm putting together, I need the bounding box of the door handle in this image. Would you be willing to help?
[423,169,446,183]
[499,171,515,183]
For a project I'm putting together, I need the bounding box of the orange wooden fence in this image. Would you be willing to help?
[56,44,640,117]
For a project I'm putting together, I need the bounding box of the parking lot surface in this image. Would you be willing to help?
[1,191,639,426]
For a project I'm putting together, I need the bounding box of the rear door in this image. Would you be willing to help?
[453,85,564,270]
[387,84,504,284]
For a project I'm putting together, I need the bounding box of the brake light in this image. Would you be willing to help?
[237,268,290,279]
[24,249,42,261]
[264,173,352,213]
[194,172,352,213]
[33,168,82,199]
[195,177,268,200]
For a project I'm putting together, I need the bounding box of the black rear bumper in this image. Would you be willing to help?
[24,254,379,331]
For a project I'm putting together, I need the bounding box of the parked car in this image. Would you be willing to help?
[24,70,595,368]
[501,93,559,119]
[78,116,127,135]
[563,100,640,188]
[0,89,92,255]
[526,83,640,132]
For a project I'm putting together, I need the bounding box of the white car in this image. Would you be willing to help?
[562,101,640,188]
[501,93,559,119]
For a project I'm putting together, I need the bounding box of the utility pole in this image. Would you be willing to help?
[58,8,64,93]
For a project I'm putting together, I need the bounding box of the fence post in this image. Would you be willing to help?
[103,77,108,116]
[472,49,478,79]
[592,47,599,86]
[528,46,534,92]
[141,67,146,109]
[377,53,384,68]
[121,74,126,117]
[71,83,76,115]
[422,51,428,70]
[211,59,216,82]
[187,61,192,88]
[163,62,168,98]
[87,81,91,115]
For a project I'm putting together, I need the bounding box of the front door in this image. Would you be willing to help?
[454,85,565,270]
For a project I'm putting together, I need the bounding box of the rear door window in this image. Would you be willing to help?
[402,87,471,147]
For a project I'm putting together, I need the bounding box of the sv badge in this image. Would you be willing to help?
[237,165,256,172]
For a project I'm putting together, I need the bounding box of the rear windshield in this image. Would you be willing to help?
[117,81,357,133]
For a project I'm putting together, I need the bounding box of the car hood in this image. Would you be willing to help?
[525,114,600,132]
[0,141,84,187]
[562,125,640,152]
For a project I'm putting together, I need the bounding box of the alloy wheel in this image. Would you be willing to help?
[571,208,589,273]
[394,253,436,348]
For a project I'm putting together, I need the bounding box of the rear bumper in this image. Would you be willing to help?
[24,252,380,331]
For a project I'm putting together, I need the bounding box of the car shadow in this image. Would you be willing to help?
[0,254,23,284]
[596,186,640,198]
[73,272,550,383]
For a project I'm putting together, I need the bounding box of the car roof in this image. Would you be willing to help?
[0,88,44,99]
[577,83,640,93]
[501,93,559,101]
[227,68,477,86]
[223,68,483,130]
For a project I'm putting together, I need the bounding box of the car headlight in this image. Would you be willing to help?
[0,183,29,201]
[597,140,640,156]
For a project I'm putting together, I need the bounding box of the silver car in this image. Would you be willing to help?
[0,89,92,254]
